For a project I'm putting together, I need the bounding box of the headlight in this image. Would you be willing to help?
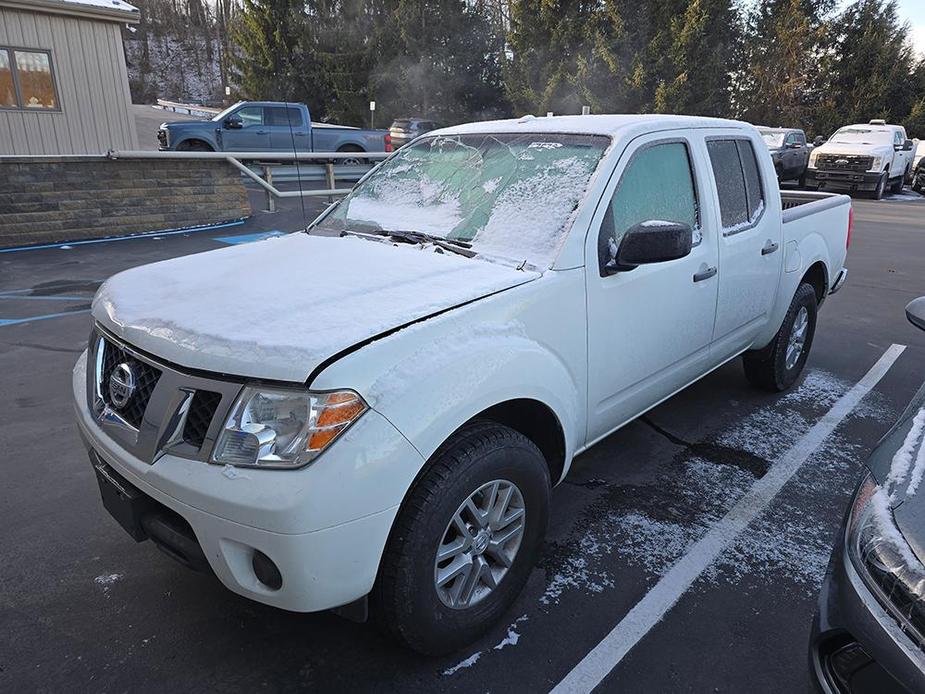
[870,156,883,171]
[212,387,367,469]
[808,150,819,168]
[847,473,925,641]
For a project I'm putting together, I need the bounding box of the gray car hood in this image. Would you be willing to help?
[93,233,538,382]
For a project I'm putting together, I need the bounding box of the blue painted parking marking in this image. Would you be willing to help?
[0,289,94,327]
[0,219,246,253]
[0,309,91,327]
[213,231,287,245]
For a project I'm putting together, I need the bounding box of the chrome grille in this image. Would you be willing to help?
[182,390,222,449]
[816,153,873,172]
[87,326,242,464]
[99,338,161,429]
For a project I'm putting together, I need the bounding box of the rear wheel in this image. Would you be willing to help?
[336,145,366,166]
[372,422,550,655]
[743,282,818,392]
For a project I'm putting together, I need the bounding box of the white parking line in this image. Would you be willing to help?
[551,344,906,694]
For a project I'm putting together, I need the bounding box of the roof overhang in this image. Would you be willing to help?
[0,0,140,24]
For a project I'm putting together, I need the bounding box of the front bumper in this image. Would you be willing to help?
[805,169,883,192]
[73,351,423,612]
[810,528,925,693]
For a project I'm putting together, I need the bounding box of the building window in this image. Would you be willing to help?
[0,48,60,111]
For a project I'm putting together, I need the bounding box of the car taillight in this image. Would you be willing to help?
[384,133,392,153]
[847,206,853,249]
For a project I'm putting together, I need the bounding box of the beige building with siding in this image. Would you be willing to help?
[0,0,139,154]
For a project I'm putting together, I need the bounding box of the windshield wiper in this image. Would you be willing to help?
[341,228,475,258]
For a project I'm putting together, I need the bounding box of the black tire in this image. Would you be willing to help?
[372,421,550,655]
[890,174,904,194]
[797,171,807,189]
[742,282,818,392]
[336,146,366,166]
[872,172,887,200]
[178,140,213,152]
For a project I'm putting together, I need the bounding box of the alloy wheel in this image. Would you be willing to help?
[434,479,526,609]
[786,306,809,370]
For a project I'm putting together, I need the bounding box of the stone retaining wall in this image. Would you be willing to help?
[0,157,251,248]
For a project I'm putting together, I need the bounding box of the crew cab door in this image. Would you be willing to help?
[219,106,269,151]
[585,135,720,443]
[705,135,782,360]
[267,105,310,151]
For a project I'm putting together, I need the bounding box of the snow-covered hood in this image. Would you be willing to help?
[92,233,539,382]
[814,142,893,158]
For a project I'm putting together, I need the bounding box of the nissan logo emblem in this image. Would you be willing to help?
[109,363,136,409]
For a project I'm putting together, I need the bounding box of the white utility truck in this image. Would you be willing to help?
[74,114,851,654]
[806,119,915,199]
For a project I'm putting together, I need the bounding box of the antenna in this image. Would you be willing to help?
[285,101,308,221]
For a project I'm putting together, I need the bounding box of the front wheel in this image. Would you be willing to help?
[372,422,550,655]
[890,174,905,194]
[743,282,818,392]
[872,173,887,200]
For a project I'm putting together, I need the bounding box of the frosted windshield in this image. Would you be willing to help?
[760,132,786,148]
[317,133,610,268]
[829,128,892,145]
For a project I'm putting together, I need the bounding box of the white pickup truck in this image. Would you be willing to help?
[806,120,915,199]
[74,115,851,654]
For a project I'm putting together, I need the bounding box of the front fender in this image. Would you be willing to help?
[367,327,581,474]
[311,270,588,482]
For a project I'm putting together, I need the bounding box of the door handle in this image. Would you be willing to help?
[761,241,779,255]
[693,266,717,282]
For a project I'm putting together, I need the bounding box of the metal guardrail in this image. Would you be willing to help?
[154,99,221,118]
[107,149,390,212]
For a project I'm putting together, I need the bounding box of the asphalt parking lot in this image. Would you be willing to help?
[1,185,924,693]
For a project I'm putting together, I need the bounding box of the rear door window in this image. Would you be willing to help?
[265,107,302,127]
[707,138,765,232]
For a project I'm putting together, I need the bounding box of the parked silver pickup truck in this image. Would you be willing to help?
[157,101,392,159]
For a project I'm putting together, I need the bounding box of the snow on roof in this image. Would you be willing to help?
[435,113,746,139]
[31,0,140,19]
[59,0,138,10]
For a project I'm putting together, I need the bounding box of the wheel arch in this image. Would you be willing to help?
[800,260,829,306]
[175,137,215,151]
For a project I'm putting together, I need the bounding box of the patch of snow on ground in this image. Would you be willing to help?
[493,615,528,650]
[94,573,123,596]
[442,652,481,676]
[539,369,894,602]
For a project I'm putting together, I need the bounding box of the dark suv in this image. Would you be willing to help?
[389,118,441,148]
[757,127,811,184]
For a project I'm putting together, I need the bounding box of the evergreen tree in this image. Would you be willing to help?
[734,0,833,130]
[230,0,329,111]
[504,0,738,117]
[816,0,917,134]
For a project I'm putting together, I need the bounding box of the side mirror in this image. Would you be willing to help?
[813,136,825,147]
[903,139,914,151]
[224,116,243,130]
[608,221,693,273]
[907,297,925,332]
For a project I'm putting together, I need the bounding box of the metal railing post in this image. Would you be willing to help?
[325,161,336,204]
[261,164,276,213]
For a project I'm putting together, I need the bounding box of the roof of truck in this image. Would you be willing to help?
[435,114,749,139]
